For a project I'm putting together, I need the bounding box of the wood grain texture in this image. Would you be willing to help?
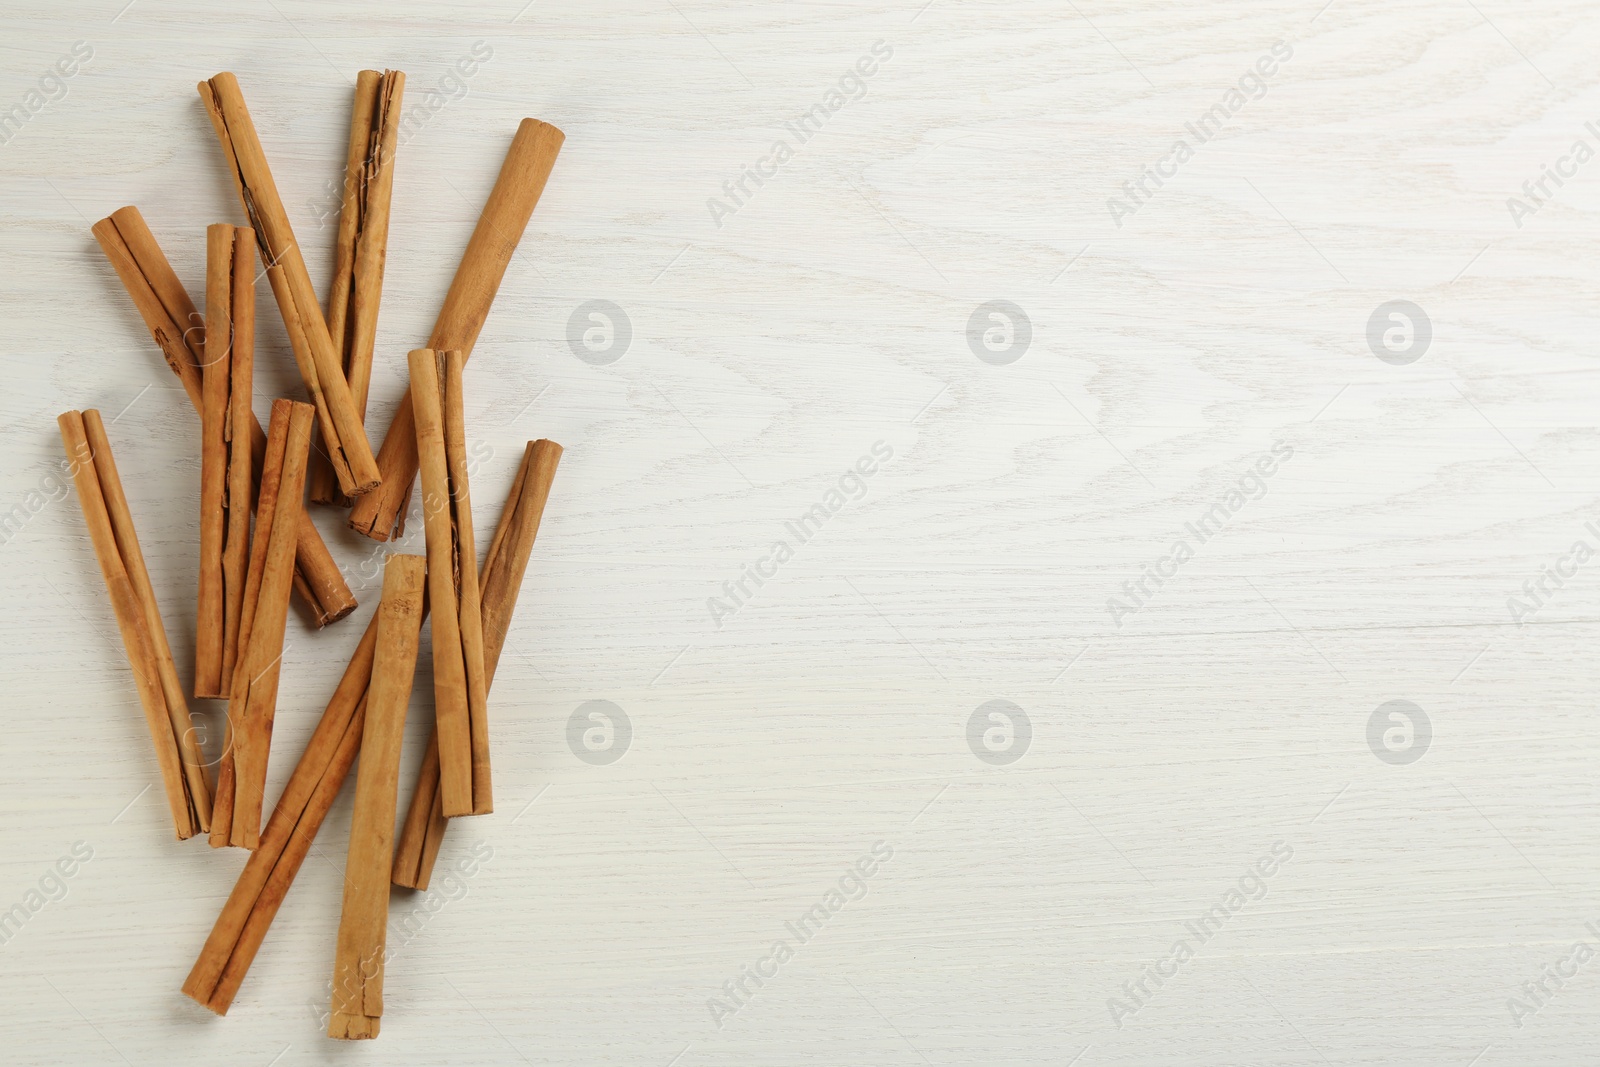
[3,0,1600,1063]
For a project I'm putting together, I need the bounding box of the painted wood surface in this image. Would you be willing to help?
[1,1,1598,1063]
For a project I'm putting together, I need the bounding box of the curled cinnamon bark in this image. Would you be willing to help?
[60,409,212,838]
[210,399,314,850]
[310,69,404,506]
[91,205,357,626]
[329,553,425,1040]
[199,72,381,499]
[393,439,562,888]
[410,348,489,816]
[349,118,563,541]
[195,223,254,699]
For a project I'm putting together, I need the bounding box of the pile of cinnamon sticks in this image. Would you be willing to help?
[60,69,566,1040]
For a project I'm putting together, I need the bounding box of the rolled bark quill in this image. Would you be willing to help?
[210,399,315,850]
[90,206,356,627]
[184,611,379,1015]
[184,442,558,1011]
[59,410,212,838]
[410,348,490,816]
[394,438,562,889]
[199,72,382,499]
[309,69,404,507]
[195,224,254,699]
[349,118,564,541]
[329,554,425,1040]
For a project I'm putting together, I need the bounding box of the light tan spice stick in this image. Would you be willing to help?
[329,554,425,1041]
[59,410,211,838]
[91,206,356,626]
[409,348,489,816]
[348,118,564,541]
[310,69,405,506]
[199,72,381,499]
[183,450,550,1006]
[183,612,379,1015]
[196,224,254,698]
[393,439,562,888]
[212,399,314,850]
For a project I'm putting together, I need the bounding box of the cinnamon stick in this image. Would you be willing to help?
[183,612,379,1014]
[185,443,560,1009]
[348,118,564,541]
[196,223,254,698]
[59,410,211,838]
[310,69,404,506]
[91,206,356,627]
[393,439,562,889]
[210,399,314,850]
[329,554,424,1040]
[199,72,381,499]
[409,348,489,816]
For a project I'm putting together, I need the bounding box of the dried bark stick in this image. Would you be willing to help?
[183,612,379,1014]
[210,399,314,850]
[59,410,211,838]
[349,118,564,541]
[310,69,404,506]
[393,439,562,888]
[199,72,381,499]
[91,206,356,626]
[196,223,254,698]
[329,554,425,1040]
[409,349,489,816]
[184,444,560,1006]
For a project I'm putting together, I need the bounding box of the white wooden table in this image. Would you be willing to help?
[2,1,1597,1063]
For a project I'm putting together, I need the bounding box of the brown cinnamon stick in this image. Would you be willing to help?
[310,69,404,506]
[329,554,425,1040]
[183,612,379,1014]
[59,410,211,838]
[210,399,314,850]
[184,442,561,1009]
[199,72,381,499]
[91,206,356,627]
[349,118,564,541]
[196,223,254,698]
[393,439,562,889]
[409,348,489,816]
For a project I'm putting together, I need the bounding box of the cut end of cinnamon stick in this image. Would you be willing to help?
[329,1012,381,1040]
